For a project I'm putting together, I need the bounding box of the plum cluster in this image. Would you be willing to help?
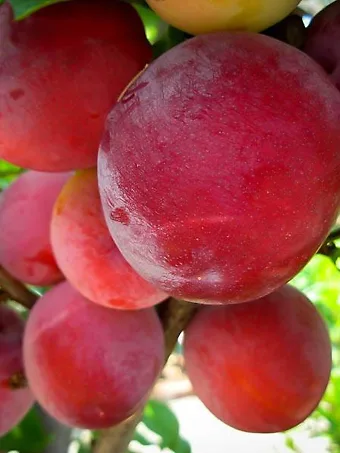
[0,0,339,438]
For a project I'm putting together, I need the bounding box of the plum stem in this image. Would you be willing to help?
[93,298,198,453]
[0,265,38,309]
[159,298,199,357]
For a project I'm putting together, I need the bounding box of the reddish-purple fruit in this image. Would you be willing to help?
[23,282,165,429]
[0,171,70,285]
[183,285,332,433]
[98,32,340,305]
[303,0,340,91]
[0,0,152,171]
[51,169,167,310]
[0,305,34,436]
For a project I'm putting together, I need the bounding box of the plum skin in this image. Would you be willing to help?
[303,0,340,91]
[0,170,70,285]
[51,169,168,310]
[0,305,34,436]
[23,282,165,429]
[183,285,332,433]
[0,0,152,171]
[98,31,340,305]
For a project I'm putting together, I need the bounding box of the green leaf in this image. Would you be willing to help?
[285,253,340,451]
[173,437,192,453]
[8,0,69,20]
[285,436,302,452]
[132,431,152,446]
[142,400,180,450]
[0,406,51,453]
[131,401,191,453]
[134,3,165,45]
[290,254,340,325]
[0,160,24,190]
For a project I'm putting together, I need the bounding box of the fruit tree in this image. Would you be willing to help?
[0,0,340,452]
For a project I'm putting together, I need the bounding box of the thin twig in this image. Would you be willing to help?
[0,265,39,309]
[93,298,198,453]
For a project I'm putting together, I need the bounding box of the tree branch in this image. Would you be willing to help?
[0,265,38,309]
[93,298,198,453]
[158,298,198,358]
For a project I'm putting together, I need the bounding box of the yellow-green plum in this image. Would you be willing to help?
[146,0,300,35]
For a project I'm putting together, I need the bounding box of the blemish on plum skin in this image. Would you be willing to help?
[110,208,130,226]
[121,93,135,104]
[7,371,27,390]
[26,249,57,268]
[9,89,25,100]
[0,372,26,390]
[120,82,149,104]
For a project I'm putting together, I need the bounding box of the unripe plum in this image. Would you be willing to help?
[303,0,340,91]
[0,171,70,285]
[98,32,340,305]
[23,282,165,429]
[0,305,34,436]
[51,169,167,309]
[0,0,152,171]
[183,285,332,433]
[145,0,300,35]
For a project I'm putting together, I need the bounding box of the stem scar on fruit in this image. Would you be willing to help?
[7,372,28,390]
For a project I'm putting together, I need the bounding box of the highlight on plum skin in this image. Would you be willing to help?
[23,282,165,429]
[51,169,168,310]
[0,170,70,285]
[0,0,152,172]
[183,285,332,433]
[98,31,340,305]
[0,305,35,436]
[303,0,340,91]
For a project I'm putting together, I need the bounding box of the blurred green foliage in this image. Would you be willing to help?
[0,161,24,190]
[130,400,191,453]
[287,254,340,452]
[0,407,51,453]
[0,399,190,453]
[133,3,164,45]
[5,0,69,19]
[134,3,192,58]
